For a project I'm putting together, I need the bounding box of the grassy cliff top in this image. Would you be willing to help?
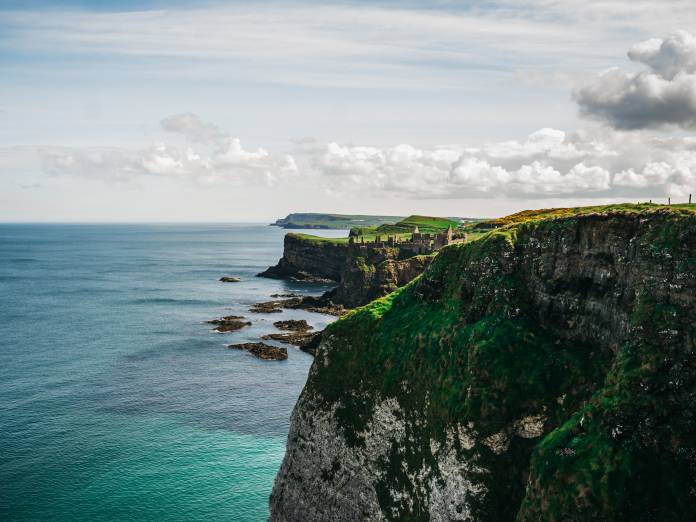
[287,232,351,245]
[352,214,464,236]
[477,202,696,229]
[290,214,464,244]
[291,204,696,246]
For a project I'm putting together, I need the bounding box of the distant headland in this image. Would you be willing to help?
[269,212,477,230]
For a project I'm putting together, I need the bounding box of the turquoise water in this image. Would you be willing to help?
[0,224,344,521]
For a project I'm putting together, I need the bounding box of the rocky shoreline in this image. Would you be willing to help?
[206,272,339,361]
[249,293,346,317]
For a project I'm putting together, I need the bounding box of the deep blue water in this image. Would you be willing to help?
[0,224,345,521]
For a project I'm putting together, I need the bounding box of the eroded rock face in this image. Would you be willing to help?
[335,250,433,308]
[270,209,696,521]
[258,233,433,308]
[257,234,348,282]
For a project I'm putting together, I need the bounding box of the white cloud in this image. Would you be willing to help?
[32,115,696,200]
[40,114,297,187]
[575,30,696,129]
[6,2,696,92]
[306,128,695,199]
[628,31,696,80]
[161,112,227,144]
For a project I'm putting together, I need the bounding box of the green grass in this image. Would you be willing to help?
[373,214,461,235]
[476,202,696,229]
[287,232,350,245]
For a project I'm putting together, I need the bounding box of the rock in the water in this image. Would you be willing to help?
[273,319,313,331]
[249,301,283,314]
[261,331,319,347]
[206,315,251,332]
[251,295,345,316]
[219,276,241,283]
[227,342,288,360]
[299,330,322,356]
[279,294,346,316]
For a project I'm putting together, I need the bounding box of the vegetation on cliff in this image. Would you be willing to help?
[350,214,469,238]
[276,204,696,521]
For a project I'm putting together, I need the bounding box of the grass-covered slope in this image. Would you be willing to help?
[348,214,461,235]
[293,215,464,244]
[475,202,694,229]
[271,204,696,521]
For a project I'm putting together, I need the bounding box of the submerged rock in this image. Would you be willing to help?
[219,276,241,283]
[273,319,313,331]
[228,342,288,361]
[206,315,251,332]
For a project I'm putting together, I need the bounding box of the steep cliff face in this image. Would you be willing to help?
[259,234,432,308]
[258,234,348,282]
[270,206,696,521]
[336,249,433,308]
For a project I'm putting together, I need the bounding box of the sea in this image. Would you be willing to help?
[0,223,347,522]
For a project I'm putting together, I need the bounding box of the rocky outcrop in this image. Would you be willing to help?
[270,207,696,521]
[262,331,321,347]
[228,342,288,360]
[274,319,313,331]
[258,234,348,282]
[259,233,433,308]
[336,250,433,308]
[206,315,251,332]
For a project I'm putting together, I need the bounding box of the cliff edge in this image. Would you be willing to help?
[258,233,348,282]
[270,205,696,521]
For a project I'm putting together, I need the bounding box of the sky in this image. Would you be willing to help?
[2,0,696,222]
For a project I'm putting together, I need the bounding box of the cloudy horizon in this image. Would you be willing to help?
[3,1,696,222]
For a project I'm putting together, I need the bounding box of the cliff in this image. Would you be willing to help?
[259,234,434,307]
[258,233,348,282]
[336,248,432,308]
[269,205,696,521]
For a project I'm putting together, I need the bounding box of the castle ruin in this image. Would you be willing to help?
[348,225,465,255]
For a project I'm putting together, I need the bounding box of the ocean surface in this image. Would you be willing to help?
[0,223,346,522]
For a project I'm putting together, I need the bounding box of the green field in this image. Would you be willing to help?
[293,214,491,245]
